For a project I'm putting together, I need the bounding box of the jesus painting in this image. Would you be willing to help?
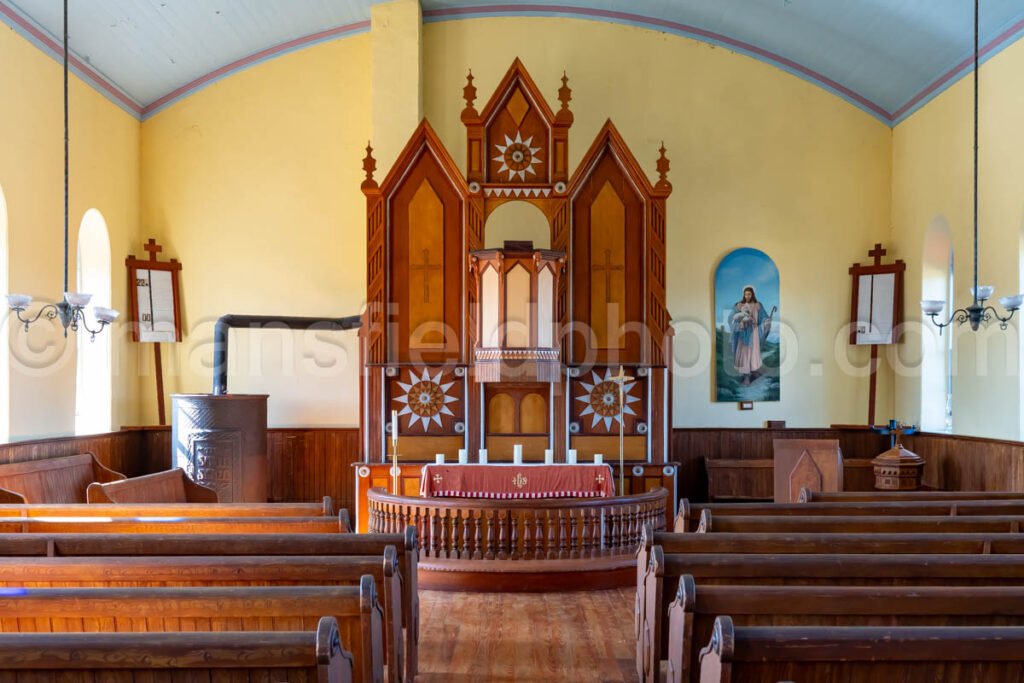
[714,248,780,402]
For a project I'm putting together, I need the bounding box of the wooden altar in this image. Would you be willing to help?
[357,57,674,470]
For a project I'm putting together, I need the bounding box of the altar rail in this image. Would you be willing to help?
[367,487,668,561]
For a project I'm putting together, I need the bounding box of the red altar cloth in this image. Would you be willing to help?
[419,464,615,499]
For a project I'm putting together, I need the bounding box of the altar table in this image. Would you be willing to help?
[419,463,615,499]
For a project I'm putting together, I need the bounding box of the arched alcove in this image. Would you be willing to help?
[921,216,954,432]
[74,209,112,435]
[484,201,550,249]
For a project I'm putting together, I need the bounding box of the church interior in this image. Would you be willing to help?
[2,0,1024,680]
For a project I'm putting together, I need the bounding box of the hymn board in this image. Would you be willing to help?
[359,59,674,465]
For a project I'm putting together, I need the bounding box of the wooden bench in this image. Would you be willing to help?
[0,498,336,517]
[800,487,1024,502]
[0,513,351,534]
[0,529,420,683]
[0,615,353,682]
[640,549,1024,683]
[698,617,1024,682]
[696,510,1024,534]
[668,580,1024,683]
[0,556,395,683]
[0,453,124,504]
[674,497,1024,532]
[86,467,218,503]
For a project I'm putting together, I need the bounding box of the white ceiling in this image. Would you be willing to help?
[2,0,1023,124]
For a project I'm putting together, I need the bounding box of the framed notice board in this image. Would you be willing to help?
[849,243,904,346]
[126,239,182,343]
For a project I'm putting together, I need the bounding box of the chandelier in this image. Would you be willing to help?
[921,0,1023,333]
[6,0,118,340]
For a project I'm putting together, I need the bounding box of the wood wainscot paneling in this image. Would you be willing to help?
[902,432,1024,492]
[0,430,156,479]
[266,428,361,515]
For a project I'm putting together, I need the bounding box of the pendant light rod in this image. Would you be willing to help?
[63,0,69,296]
[970,0,978,305]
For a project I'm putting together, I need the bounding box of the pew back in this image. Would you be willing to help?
[670,579,1024,683]
[800,488,1024,503]
[0,498,335,517]
[0,615,353,683]
[0,454,124,504]
[698,617,1024,683]
[698,510,1024,534]
[86,468,218,503]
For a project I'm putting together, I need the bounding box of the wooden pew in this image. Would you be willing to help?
[0,531,419,683]
[8,513,351,534]
[0,453,124,504]
[0,557,395,683]
[86,467,218,502]
[675,497,1024,532]
[698,617,1024,682]
[641,549,1024,683]
[800,487,1024,503]
[0,583,381,683]
[668,579,1024,683]
[696,510,1024,534]
[0,497,336,517]
[0,615,353,682]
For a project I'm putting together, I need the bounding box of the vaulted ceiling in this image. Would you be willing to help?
[2,0,1023,124]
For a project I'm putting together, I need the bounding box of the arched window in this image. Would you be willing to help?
[921,217,954,432]
[74,209,112,435]
[0,184,9,442]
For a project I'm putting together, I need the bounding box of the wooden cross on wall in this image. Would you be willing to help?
[411,248,442,302]
[593,249,625,303]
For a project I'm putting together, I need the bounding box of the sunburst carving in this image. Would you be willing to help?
[394,368,459,432]
[493,131,543,182]
[575,368,641,431]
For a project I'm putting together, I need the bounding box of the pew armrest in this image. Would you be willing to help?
[0,486,26,504]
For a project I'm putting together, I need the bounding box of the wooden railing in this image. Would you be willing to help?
[368,487,668,560]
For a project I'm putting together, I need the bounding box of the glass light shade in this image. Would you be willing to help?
[93,306,119,324]
[999,294,1024,311]
[921,299,945,315]
[971,285,995,301]
[6,294,32,310]
[64,292,92,307]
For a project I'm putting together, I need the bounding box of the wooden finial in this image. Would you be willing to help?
[655,142,672,192]
[144,238,163,262]
[462,69,478,118]
[558,71,572,111]
[361,142,378,190]
[868,243,887,265]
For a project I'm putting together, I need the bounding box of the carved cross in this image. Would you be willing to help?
[593,249,625,303]
[869,243,887,266]
[144,239,163,262]
[411,248,442,302]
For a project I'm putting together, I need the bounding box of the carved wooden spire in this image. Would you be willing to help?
[361,142,378,191]
[556,71,574,124]
[655,142,672,192]
[461,69,479,120]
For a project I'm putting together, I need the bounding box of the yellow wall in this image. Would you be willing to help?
[140,36,372,427]
[0,25,140,439]
[892,38,1024,439]
[423,18,893,427]
[140,17,893,429]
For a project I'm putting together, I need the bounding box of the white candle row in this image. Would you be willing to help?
[430,448,601,464]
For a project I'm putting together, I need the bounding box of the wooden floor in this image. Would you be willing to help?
[417,588,636,683]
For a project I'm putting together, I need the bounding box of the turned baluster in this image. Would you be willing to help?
[569,510,579,559]
[557,510,568,559]
[535,512,545,559]
[580,509,591,557]
[428,511,440,558]
[546,509,557,559]
[473,510,483,560]
[485,511,496,560]
[522,511,534,560]
[497,511,509,560]
[608,508,619,553]
[592,508,601,556]
[510,512,520,560]
[461,510,471,559]
[439,509,451,557]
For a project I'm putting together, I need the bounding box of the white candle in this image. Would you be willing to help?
[458,449,468,465]
[594,453,603,465]
[513,444,523,465]
[544,449,553,465]
[567,449,577,464]
[479,449,488,464]
[390,410,398,445]
[435,453,445,465]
